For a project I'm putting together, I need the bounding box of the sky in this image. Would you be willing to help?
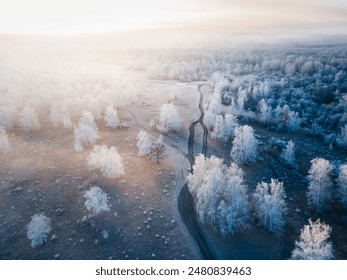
[0,0,346,48]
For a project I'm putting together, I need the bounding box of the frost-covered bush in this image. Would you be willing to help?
[281,140,296,166]
[253,179,287,233]
[84,187,110,216]
[307,157,333,212]
[231,125,258,164]
[19,106,41,131]
[291,219,333,260]
[157,103,181,133]
[136,130,153,156]
[104,105,120,128]
[211,114,237,142]
[73,111,99,152]
[337,164,347,207]
[188,154,250,237]
[87,145,124,178]
[0,127,11,152]
[27,214,51,248]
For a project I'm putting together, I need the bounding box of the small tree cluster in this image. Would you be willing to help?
[27,214,51,248]
[87,145,124,178]
[104,105,120,128]
[307,157,333,212]
[73,111,99,152]
[188,154,250,237]
[211,114,238,142]
[19,106,41,131]
[136,131,166,163]
[253,179,287,233]
[155,103,181,133]
[231,125,258,164]
[291,219,333,260]
[84,187,110,216]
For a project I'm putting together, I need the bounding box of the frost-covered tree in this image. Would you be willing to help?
[136,130,153,156]
[136,131,166,163]
[258,99,272,124]
[27,214,51,248]
[188,154,250,237]
[87,145,124,178]
[337,164,347,207]
[51,101,72,129]
[281,140,296,166]
[291,219,333,260]
[157,103,181,133]
[0,127,11,152]
[73,111,99,152]
[104,105,120,128]
[151,135,166,164]
[286,110,302,132]
[84,187,110,216]
[231,125,258,164]
[307,157,333,212]
[19,106,41,131]
[337,125,347,148]
[253,179,287,233]
[211,114,237,142]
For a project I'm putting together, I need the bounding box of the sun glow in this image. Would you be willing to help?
[0,0,200,35]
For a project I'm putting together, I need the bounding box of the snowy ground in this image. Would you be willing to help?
[0,62,198,259]
[1,54,346,260]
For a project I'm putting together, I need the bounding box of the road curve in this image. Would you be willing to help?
[179,84,215,259]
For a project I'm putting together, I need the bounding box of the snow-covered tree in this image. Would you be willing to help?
[211,114,237,142]
[337,125,347,148]
[51,101,72,129]
[286,110,302,132]
[19,106,41,131]
[253,179,287,233]
[73,111,99,152]
[337,164,347,207]
[157,103,181,133]
[291,219,333,260]
[136,130,153,156]
[87,145,124,178]
[188,154,250,237]
[281,140,296,166]
[104,105,120,128]
[258,99,272,124]
[151,135,166,164]
[231,125,258,164]
[27,214,51,248]
[84,187,110,216]
[307,157,333,212]
[0,127,11,152]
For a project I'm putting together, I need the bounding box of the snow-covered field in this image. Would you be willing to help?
[1,45,346,259]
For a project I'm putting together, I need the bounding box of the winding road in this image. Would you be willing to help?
[127,83,215,259]
[179,84,215,259]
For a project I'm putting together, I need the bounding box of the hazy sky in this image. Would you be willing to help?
[0,0,346,47]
